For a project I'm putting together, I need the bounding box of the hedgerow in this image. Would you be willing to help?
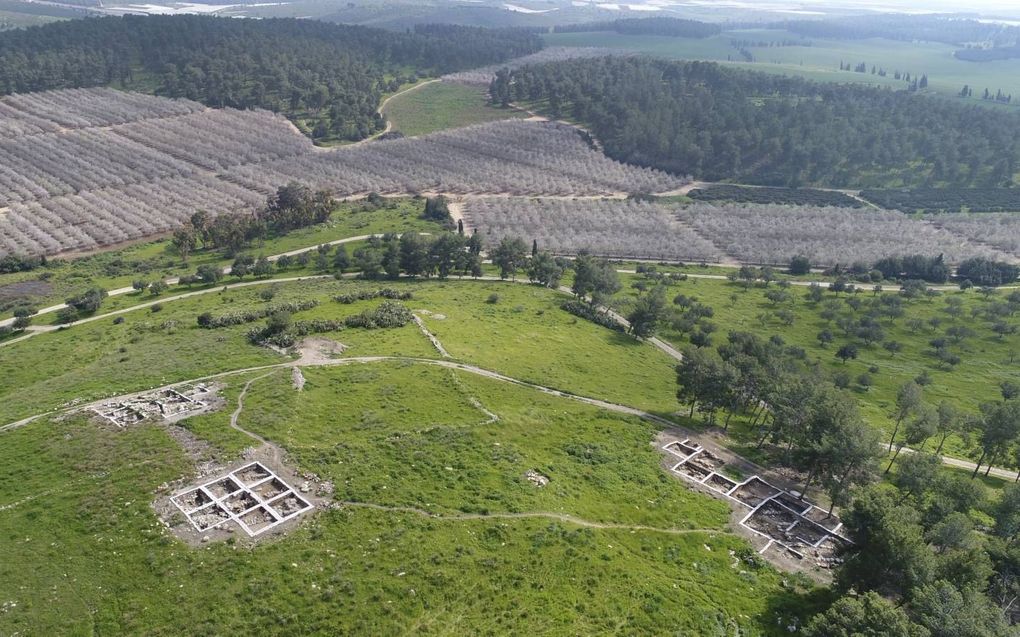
[561,299,625,332]
[197,300,319,328]
[333,289,413,304]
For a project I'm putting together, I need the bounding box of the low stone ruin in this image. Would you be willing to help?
[170,461,313,537]
[662,438,849,568]
[91,383,214,427]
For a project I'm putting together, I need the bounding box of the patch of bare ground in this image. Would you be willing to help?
[292,336,347,366]
[0,279,52,302]
[291,367,305,390]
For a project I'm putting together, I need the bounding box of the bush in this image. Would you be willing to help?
[788,255,811,275]
[486,293,500,304]
[333,289,412,304]
[956,257,1020,287]
[561,300,625,332]
[198,300,319,328]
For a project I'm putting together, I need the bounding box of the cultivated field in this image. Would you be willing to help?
[222,120,688,198]
[464,198,1013,266]
[464,198,724,261]
[0,90,688,259]
[924,213,1020,259]
[675,203,1014,265]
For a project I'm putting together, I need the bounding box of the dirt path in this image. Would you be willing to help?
[412,314,451,358]
[229,372,282,465]
[5,352,1017,497]
[353,79,442,145]
[339,500,725,535]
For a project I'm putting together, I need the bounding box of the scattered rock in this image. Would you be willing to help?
[525,470,549,487]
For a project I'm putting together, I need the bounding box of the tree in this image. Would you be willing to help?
[887,405,937,473]
[253,256,273,279]
[527,251,563,288]
[382,235,401,280]
[971,400,1020,478]
[492,236,528,281]
[354,243,383,280]
[171,225,197,261]
[195,264,222,285]
[836,343,858,363]
[932,401,961,455]
[813,401,883,514]
[333,245,350,272]
[837,486,934,598]
[572,252,620,305]
[888,381,923,454]
[423,196,451,222]
[676,348,730,420]
[399,233,431,278]
[912,580,1012,637]
[893,452,941,502]
[65,287,108,315]
[627,286,668,338]
[231,254,255,279]
[149,280,169,296]
[817,329,834,347]
[427,233,465,279]
[789,255,811,275]
[802,592,928,637]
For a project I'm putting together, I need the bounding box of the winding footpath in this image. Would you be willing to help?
[338,501,723,536]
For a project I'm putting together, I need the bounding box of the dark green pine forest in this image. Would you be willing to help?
[0,16,541,140]
[492,56,1020,189]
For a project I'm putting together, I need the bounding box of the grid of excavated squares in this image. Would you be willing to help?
[171,461,313,537]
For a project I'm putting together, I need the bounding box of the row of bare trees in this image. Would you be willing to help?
[674,202,1010,266]
[0,174,263,257]
[223,120,689,197]
[465,198,723,262]
[0,87,203,132]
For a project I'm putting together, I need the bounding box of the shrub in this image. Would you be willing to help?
[561,300,625,332]
[333,289,412,304]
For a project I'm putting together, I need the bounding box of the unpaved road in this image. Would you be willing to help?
[339,500,724,536]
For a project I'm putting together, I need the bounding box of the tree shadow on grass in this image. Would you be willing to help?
[761,583,834,636]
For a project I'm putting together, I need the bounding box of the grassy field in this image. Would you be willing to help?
[545,28,1020,110]
[0,198,441,319]
[0,361,816,635]
[612,272,1020,460]
[382,81,525,137]
[0,277,679,424]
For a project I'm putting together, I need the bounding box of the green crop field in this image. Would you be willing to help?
[545,29,1020,110]
[382,81,524,137]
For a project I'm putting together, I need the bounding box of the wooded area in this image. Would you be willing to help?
[0,16,541,141]
[493,57,1020,188]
